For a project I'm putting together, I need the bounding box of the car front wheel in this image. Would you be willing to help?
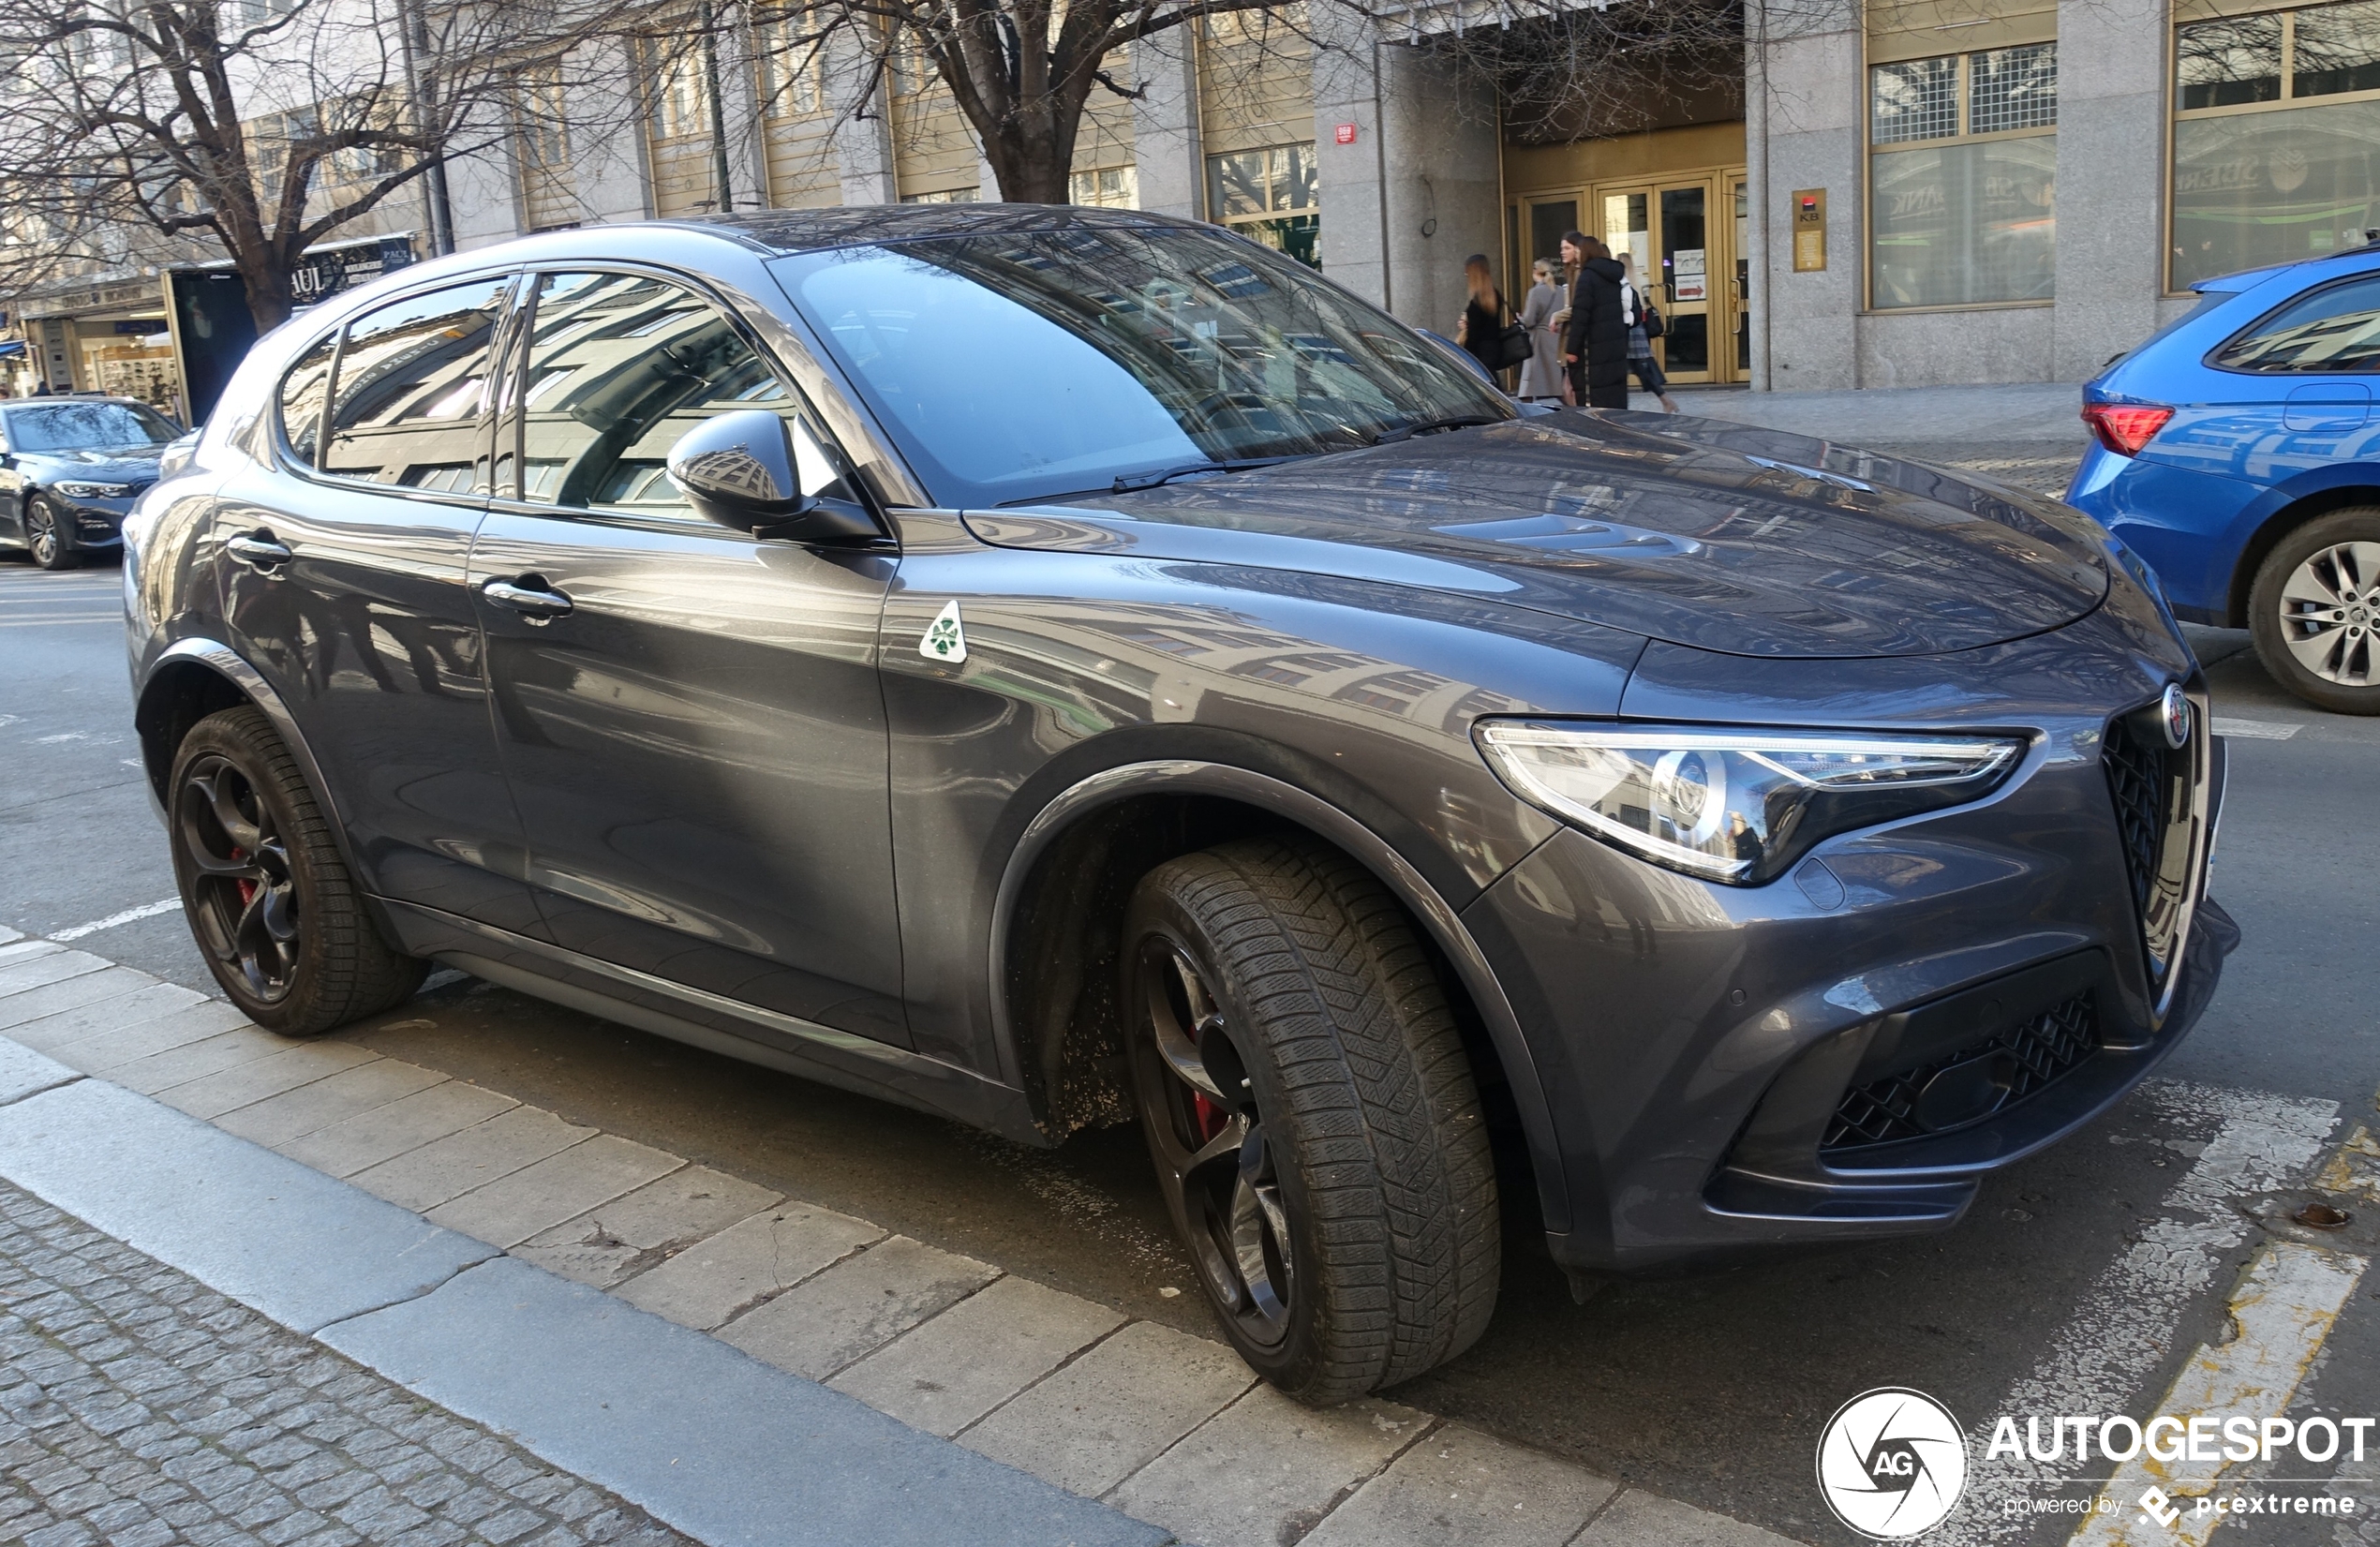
[169,705,426,1033]
[24,495,78,571]
[1123,837,1499,1404]
[2251,508,2380,714]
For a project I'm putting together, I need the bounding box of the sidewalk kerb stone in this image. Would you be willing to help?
[4,980,211,1054]
[155,1039,382,1122]
[345,1104,588,1210]
[424,1133,684,1248]
[1294,1421,1619,1547]
[715,1234,997,1377]
[513,1165,784,1289]
[0,966,163,1034]
[1571,1489,1807,1547]
[0,949,115,1002]
[828,1272,1128,1437]
[0,1039,82,1107]
[278,1080,517,1177]
[1108,1385,1430,1547]
[211,1058,450,1148]
[107,1025,295,1095]
[615,1201,885,1331]
[36,996,247,1069]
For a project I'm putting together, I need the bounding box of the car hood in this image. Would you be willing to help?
[962,412,2109,660]
[30,445,165,475]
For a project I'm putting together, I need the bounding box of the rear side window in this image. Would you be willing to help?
[278,332,338,465]
[513,270,843,516]
[322,276,512,487]
[2214,275,2380,372]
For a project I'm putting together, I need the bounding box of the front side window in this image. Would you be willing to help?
[3,400,178,453]
[775,223,1512,507]
[2214,274,2380,368]
[512,270,844,518]
[322,277,511,489]
[2174,1,2380,289]
[1867,44,2058,308]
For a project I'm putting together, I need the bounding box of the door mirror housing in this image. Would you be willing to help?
[665,409,880,543]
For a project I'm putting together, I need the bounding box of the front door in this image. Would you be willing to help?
[470,269,909,1049]
[216,273,544,936]
[1598,183,1721,386]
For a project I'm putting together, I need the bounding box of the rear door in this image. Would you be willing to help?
[217,273,543,934]
[469,268,908,1049]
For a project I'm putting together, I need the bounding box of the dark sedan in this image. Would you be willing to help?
[122,207,2230,1404]
[0,395,180,569]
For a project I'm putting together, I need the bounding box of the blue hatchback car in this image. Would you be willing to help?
[2070,245,2380,713]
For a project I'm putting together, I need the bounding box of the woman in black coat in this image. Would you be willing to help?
[1562,234,1630,410]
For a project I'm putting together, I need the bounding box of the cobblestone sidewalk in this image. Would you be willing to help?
[0,1180,692,1547]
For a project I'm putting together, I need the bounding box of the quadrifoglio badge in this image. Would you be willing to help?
[1815,1391,2373,1539]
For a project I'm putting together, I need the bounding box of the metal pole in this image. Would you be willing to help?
[394,0,456,254]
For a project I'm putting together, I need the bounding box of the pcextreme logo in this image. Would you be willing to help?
[1815,1388,1969,1540]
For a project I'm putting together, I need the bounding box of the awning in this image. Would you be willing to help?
[0,340,24,358]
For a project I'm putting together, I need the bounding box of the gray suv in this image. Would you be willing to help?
[124,207,2232,1402]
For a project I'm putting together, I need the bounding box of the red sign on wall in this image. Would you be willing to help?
[1334,123,1358,145]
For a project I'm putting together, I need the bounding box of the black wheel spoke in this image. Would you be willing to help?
[174,751,301,1005]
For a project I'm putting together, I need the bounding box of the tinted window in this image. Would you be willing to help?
[323,277,511,487]
[6,401,179,453]
[278,333,338,465]
[513,271,842,517]
[775,224,1512,506]
[2215,275,2380,371]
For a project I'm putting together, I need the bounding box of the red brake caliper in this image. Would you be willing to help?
[230,846,255,907]
[1191,1092,1228,1144]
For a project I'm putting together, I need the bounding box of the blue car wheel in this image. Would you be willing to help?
[2247,506,2380,714]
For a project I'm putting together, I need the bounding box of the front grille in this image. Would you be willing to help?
[1822,992,2101,1151]
[2101,714,2166,919]
[2101,698,2200,988]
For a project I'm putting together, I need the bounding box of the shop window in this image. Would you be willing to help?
[2174,1,2380,288]
[1071,165,1139,208]
[1204,143,1319,268]
[1867,45,2057,308]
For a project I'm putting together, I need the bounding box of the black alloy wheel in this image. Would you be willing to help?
[24,494,78,571]
[168,706,425,1034]
[1123,837,1500,1403]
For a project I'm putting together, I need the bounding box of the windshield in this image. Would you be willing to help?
[775,224,1513,506]
[6,401,179,453]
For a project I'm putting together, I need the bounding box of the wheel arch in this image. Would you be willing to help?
[2227,483,2380,627]
[990,758,1571,1234]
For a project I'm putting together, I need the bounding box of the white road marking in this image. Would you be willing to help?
[0,616,122,627]
[2212,718,2302,740]
[49,898,182,942]
[1937,1080,2341,1544]
[2068,1242,2368,1546]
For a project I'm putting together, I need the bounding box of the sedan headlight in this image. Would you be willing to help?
[54,480,131,498]
[1476,721,2026,885]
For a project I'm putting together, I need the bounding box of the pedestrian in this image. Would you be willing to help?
[1516,258,1567,404]
[1451,254,1510,385]
[1617,253,1680,413]
[1561,233,1629,410]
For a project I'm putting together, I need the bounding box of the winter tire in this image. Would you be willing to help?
[1123,836,1499,1403]
[169,705,425,1034]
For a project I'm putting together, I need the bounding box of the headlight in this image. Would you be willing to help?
[54,480,131,498]
[1476,721,2026,885]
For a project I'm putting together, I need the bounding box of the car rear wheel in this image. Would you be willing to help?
[2250,508,2380,714]
[170,706,426,1034]
[1122,837,1498,1403]
[24,495,78,571]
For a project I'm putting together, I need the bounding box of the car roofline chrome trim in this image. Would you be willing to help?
[988,757,1571,1233]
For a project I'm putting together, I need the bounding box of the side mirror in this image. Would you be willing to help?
[665,409,880,543]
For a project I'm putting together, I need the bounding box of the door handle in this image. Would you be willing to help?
[224,530,292,570]
[482,575,573,622]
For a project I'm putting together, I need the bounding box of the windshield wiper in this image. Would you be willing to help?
[1111,456,1293,493]
[1369,413,1504,446]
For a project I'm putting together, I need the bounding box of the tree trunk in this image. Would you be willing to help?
[240,260,295,335]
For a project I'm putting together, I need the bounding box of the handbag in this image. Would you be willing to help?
[1643,300,1666,340]
[1492,295,1533,371]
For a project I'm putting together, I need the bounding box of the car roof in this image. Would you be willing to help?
[639,203,1207,257]
[2193,243,2380,295]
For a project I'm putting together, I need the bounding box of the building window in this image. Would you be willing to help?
[1204,143,1319,268]
[900,187,976,204]
[1070,165,1138,208]
[2172,0,2380,290]
[1867,44,2057,308]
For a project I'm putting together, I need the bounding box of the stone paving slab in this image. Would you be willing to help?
[1110,1386,1429,1547]
[0,963,160,1032]
[156,1035,381,1121]
[0,1179,698,1547]
[0,1039,78,1108]
[35,994,245,1068]
[1575,1489,1806,1547]
[0,948,112,1001]
[213,1055,451,1148]
[108,1024,296,1095]
[0,1077,495,1333]
[281,1080,521,1178]
[829,1272,1128,1437]
[617,1201,885,1331]
[0,937,61,967]
[1297,1421,1622,1547]
[717,1234,997,1378]
[515,1166,784,1289]
[348,1105,591,1211]
[961,1318,1257,1498]
[426,1133,684,1249]
[6,975,210,1051]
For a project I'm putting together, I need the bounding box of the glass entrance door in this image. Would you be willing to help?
[1596,180,1718,386]
[1732,177,1751,377]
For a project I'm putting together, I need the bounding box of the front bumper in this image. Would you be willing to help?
[1465,606,2229,1272]
[49,490,130,549]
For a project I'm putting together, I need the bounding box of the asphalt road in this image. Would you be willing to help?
[5,500,2376,1545]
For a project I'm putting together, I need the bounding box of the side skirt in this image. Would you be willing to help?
[376,898,1049,1147]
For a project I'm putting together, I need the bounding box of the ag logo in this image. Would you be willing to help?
[920,600,967,663]
[1815,1388,1968,1540]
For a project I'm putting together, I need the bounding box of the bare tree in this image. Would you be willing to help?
[0,0,654,331]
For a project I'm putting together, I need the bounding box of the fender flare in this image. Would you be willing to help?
[989,758,1571,1233]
